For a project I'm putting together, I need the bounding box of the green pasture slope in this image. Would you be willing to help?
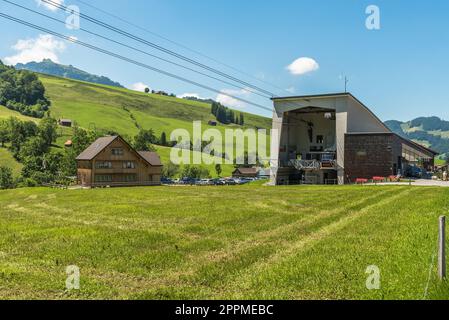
[0,185,448,300]
[40,74,271,137]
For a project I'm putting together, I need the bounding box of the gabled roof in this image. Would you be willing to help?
[138,151,163,167]
[76,136,118,160]
[271,92,352,101]
[76,136,164,166]
[271,92,391,133]
[233,167,259,175]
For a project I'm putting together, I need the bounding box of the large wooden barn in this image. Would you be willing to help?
[76,136,163,187]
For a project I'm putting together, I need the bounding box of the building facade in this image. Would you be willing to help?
[76,136,163,187]
[270,93,437,185]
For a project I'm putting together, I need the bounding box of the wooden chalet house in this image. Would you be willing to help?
[76,136,163,187]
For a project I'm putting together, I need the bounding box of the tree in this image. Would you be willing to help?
[160,131,167,146]
[0,120,9,147]
[145,87,150,94]
[18,136,48,160]
[215,164,222,177]
[38,117,58,147]
[0,166,14,189]
[134,129,157,151]
[7,117,37,156]
[239,113,245,126]
[0,66,49,118]
[162,162,180,178]
[181,165,210,179]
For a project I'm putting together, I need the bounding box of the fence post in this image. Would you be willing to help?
[439,216,446,280]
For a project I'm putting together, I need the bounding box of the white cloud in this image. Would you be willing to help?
[35,0,64,11]
[4,34,66,65]
[129,82,150,92]
[178,93,208,100]
[286,57,319,76]
[216,88,250,109]
[286,87,296,94]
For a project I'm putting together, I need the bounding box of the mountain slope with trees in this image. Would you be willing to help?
[0,60,50,118]
[385,117,449,161]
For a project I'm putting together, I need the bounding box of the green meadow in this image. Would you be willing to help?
[0,185,448,300]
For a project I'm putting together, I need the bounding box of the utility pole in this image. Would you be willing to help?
[344,76,349,93]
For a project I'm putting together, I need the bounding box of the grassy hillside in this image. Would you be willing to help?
[0,106,38,122]
[0,147,22,177]
[40,74,271,137]
[0,185,448,300]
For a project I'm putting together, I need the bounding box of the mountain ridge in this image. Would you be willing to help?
[385,116,449,160]
[15,59,124,88]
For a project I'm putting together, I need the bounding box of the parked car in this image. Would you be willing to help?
[405,165,423,178]
[212,179,226,186]
[161,178,174,185]
[199,179,213,186]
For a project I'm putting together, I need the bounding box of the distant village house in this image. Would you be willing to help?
[76,136,163,187]
[59,119,73,127]
[232,167,259,179]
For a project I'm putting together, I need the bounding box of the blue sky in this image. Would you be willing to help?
[1,0,448,121]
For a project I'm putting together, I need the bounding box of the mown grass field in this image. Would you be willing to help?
[0,185,448,300]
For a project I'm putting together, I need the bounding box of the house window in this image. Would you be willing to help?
[316,135,324,144]
[95,175,112,183]
[96,161,112,169]
[112,148,124,156]
[122,161,136,169]
[117,174,137,182]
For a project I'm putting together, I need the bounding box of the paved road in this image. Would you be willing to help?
[373,179,449,187]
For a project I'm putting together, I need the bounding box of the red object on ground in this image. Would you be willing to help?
[372,176,385,182]
[389,175,399,182]
[356,178,368,184]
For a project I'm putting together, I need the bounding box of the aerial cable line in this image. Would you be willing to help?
[0,12,273,112]
[73,0,294,96]
[1,0,271,99]
[41,0,277,98]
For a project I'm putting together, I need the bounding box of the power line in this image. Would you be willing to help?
[73,0,293,96]
[41,0,277,98]
[0,12,273,112]
[1,0,271,99]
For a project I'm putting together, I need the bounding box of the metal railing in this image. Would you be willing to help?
[289,159,337,171]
